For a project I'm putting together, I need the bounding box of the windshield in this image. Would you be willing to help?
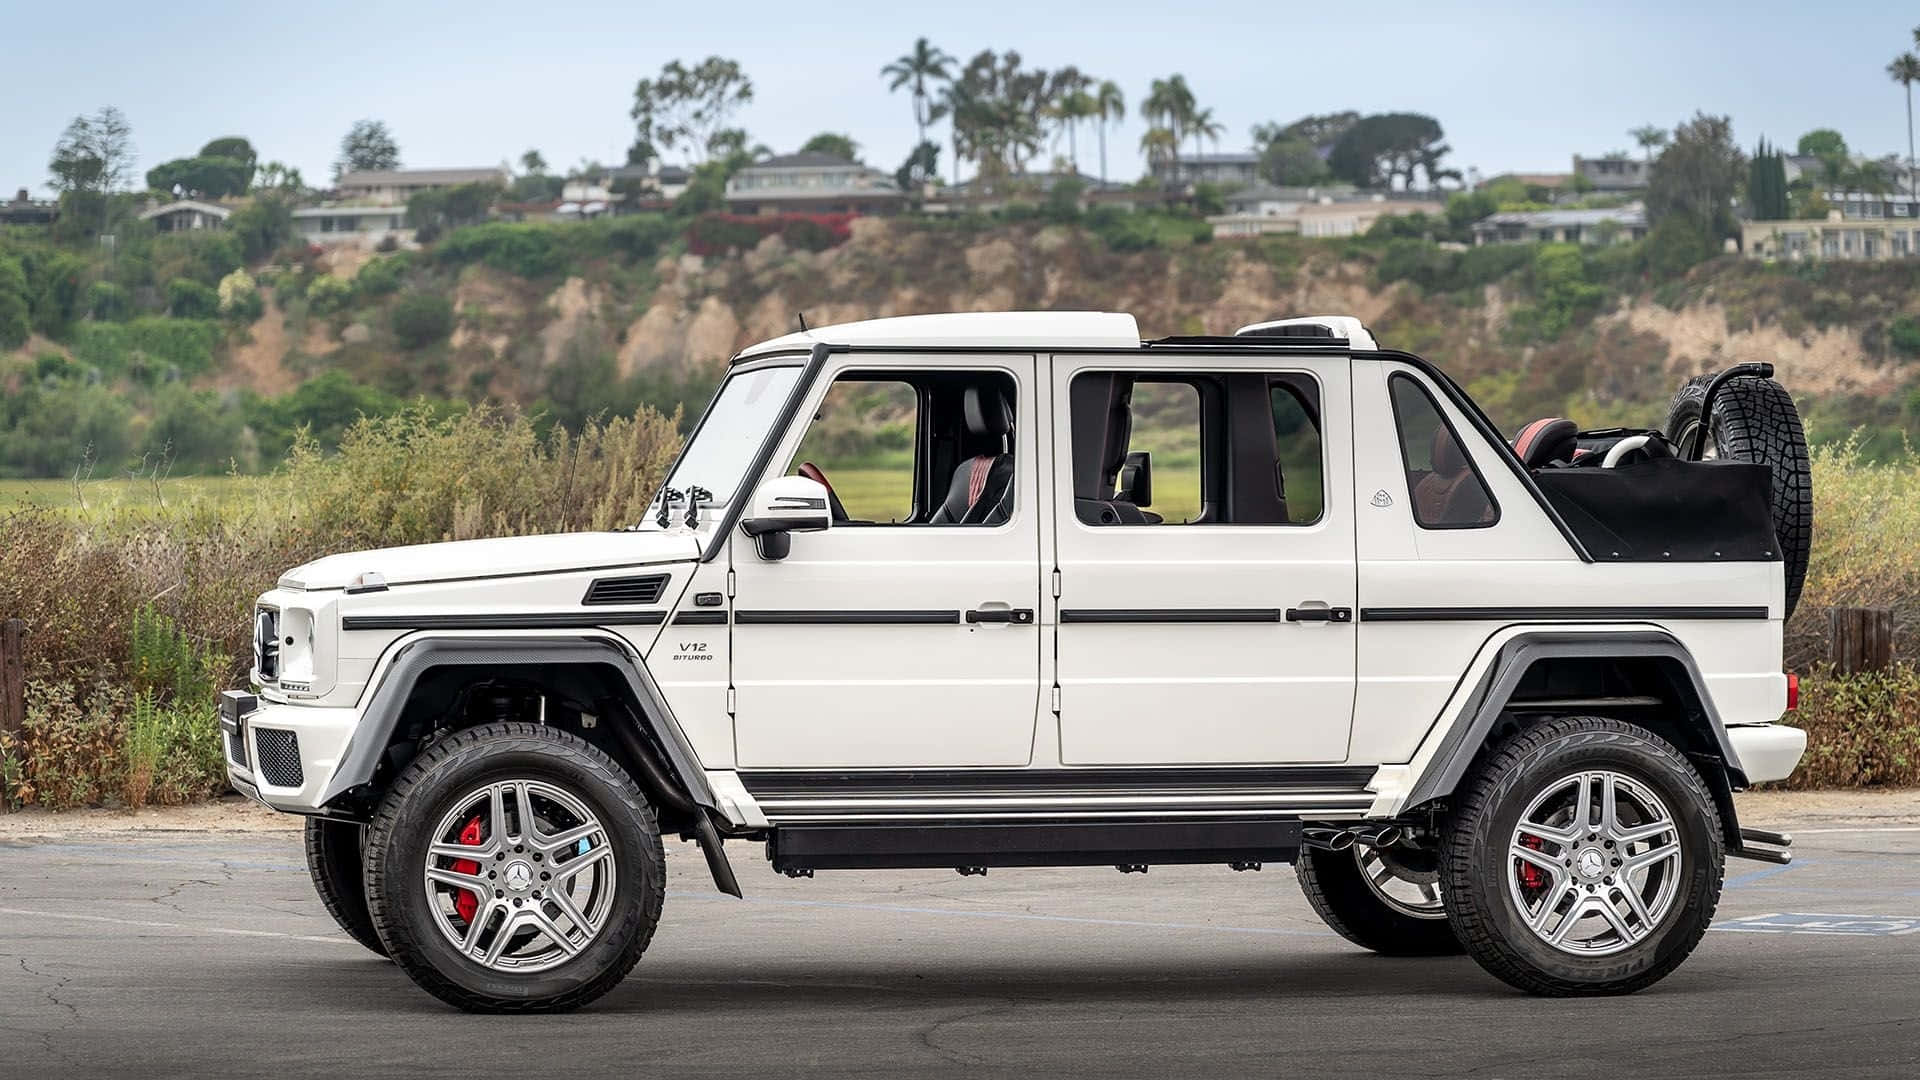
[664,364,803,506]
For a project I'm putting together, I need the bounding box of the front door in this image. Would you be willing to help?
[1050,353,1357,764]
[729,354,1044,769]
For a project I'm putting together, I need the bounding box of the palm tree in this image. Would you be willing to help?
[1630,124,1668,165]
[1890,52,1920,195]
[1144,76,1196,178]
[882,38,956,148]
[1050,90,1097,174]
[1139,127,1178,172]
[1188,106,1224,162]
[1094,80,1125,187]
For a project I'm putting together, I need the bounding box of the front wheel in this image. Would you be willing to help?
[1441,716,1725,996]
[362,722,666,1013]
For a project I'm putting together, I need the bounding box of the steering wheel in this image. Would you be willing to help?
[797,461,851,522]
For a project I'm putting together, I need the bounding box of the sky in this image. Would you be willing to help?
[7,1,1920,199]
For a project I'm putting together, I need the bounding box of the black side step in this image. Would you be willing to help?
[768,819,1304,873]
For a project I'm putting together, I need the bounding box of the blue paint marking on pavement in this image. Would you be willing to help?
[1725,859,1812,888]
[1712,912,1920,936]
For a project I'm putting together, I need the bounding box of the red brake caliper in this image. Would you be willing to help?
[1518,833,1547,890]
[451,816,483,924]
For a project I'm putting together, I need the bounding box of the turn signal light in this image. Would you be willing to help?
[1786,672,1799,711]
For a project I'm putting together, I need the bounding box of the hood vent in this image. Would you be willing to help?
[582,574,668,606]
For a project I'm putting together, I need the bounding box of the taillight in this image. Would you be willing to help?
[1786,672,1799,711]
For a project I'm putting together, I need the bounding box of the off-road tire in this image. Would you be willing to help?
[1296,845,1462,956]
[303,817,387,957]
[1664,374,1812,618]
[362,722,666,1013]
[1441,715,1724,996]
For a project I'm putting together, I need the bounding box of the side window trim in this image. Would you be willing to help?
[1387,371,1502,530]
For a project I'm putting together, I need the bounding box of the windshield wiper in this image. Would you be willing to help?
[650,484,712,529]
[683,486,712,528]
[653,487,683,529]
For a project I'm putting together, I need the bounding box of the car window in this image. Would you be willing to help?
[790,378,918,523]
[1069,370,1323,527]
[1389,373,1498,529]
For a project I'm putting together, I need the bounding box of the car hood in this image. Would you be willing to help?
[278,530,702,591]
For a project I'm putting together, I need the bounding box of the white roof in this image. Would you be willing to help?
[738,312,1142,358]
[139,200,230,221]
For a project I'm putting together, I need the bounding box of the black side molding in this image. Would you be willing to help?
[1060,608,1285,624]
[1359,606,1769,623]
[734,610,961,625]
[670,611,729,626]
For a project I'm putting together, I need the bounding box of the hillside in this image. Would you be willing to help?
[8,213,1920,474]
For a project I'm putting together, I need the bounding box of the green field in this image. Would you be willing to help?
[0,474,257,514]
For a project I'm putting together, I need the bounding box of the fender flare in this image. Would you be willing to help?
[319,634,718,812]
[1399,628,1747,811]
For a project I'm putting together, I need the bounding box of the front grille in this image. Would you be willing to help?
[254,608,280,679]
[225,726,249,768]
[582,574,668,606]
[254,728,303,788]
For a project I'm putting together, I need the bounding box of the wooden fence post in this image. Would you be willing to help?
[1,618,24,812]
[1829,606,1895,675]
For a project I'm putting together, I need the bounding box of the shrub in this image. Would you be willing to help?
[0,253,29,348]
[686,213,854,256]
[217,268,262,320]
[354,253,411,298]
[390,290,454,350]
[1889,315,1920,358]
[167,277,220,318]
[1766,664,1920,789]
[306,274,353,314]
[435,221,568,277]
[87,279,133,321]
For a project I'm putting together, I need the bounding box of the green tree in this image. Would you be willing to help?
[334,119,400,180]
[0,254,30,349]
[1256,138,1328,186]
[520,148,547,175]
[881,37,956,149]
[1748,138,1790,220]
[198,137,256,169]
[947,50,1052,185]
[630,57,755,164]
[1328,113,1453,189]
[1143,75,1196,172]
[893,140,941,194]
[48,106,134,236]
[1186,105,1224,162]
[799,132,861,162]
[146,155,252,198]
[1797,128,1847,160]
[0,380,133,476]
[166,278,218,319]
[1093,80,1125,186]
[1890,52,1920,193]
[1647,112,1745,244]
[254,161,305,193]
[1048,88,1097,174]
[1629,123,1668,164]
[227,195,296,261]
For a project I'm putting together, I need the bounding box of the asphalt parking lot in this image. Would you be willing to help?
[3,798,1918,1080]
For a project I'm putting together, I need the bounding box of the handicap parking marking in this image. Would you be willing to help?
[1712,911,1920,936]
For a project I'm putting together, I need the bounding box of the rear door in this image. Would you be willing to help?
[1049,351,1356,764]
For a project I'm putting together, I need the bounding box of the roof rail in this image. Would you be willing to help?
[1145,334,1350,349]
[1236,315,1379,350]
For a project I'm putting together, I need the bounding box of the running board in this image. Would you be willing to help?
[768,818,1304,873]
[1732,826,1792,865]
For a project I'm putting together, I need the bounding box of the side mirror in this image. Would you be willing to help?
[739,475,831,560]
[1117,450,1152,507]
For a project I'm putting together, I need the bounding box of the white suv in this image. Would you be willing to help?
[225,312,1808,1011]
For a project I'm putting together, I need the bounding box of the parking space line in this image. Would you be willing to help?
[0,906,352,945]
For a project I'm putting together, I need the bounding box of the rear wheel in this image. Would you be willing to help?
[1441,716,1724,996]
[303,817,386,957]
[1664,374,1812,617]
[1296,841,1462,956]
[363,722,665,1013]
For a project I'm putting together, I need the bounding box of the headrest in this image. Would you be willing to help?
[1513,417,1579,469]
[963,386,1013,439]
[1430,426,1467,477]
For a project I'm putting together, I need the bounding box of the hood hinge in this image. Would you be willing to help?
[1050,568,1061,598]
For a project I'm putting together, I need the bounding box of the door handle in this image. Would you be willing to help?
[966,608,1036,625]
[1285,606,1352,623]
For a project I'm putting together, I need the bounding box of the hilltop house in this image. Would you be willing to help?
[724,152,904,215]
[139,200,232,233]
[1208,186,1436,239]
[1,189,59,226]
[1471,204,1648,246]
[292,205,409,245]
[1573,154,1650,192]
[1149,152,1262,188]
[607,164,690,204]
[333,167,509,204]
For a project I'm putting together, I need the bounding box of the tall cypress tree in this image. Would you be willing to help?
[1748,138,1790,220]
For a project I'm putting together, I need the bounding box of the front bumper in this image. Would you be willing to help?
[219,690,363,813]
[1729,722,1807,785]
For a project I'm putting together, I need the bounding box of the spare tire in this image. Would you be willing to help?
[1664,374,1812,618]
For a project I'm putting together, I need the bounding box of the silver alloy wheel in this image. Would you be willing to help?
[1355,843,1446,920]
[1507,770,1683,956]
[424,779,617,973]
